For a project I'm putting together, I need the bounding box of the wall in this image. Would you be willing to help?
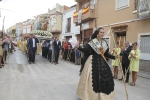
[56,15,62,31]
[62,7,76,40]
[95,0,150,54]
[97,0,136,26]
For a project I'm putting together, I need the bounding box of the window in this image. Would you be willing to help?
[116,0,129,10]
[27,28,31,33]
[23,29,26,34]
[66,18,71,33]
[140,35,150,53]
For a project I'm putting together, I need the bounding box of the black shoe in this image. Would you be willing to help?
[119,78,123,81]
[130,83,135,86]
[125,80,129,83]
[79,72,81,76]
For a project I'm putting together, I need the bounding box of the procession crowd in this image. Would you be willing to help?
[0,34,16,68]
[1,28,141,100]
[17,33,141,87]
[17,34,85,66]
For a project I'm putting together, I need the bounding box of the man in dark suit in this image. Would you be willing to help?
[53,37,61,64]
[27,34,39,64]
[119,41,132,83]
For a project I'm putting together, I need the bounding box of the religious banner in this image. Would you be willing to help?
[74,25,80,34]
[69,37,77,48]
[138,0,150,19]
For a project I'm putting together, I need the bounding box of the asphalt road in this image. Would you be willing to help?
[0,49,149,100]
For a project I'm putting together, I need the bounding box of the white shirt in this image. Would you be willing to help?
[32,38,35,47]
[49,41,53,50]
[125,46,129,50]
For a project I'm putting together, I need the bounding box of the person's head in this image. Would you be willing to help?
[91,27,104,40]
[66,39,69,42]
[30,34,33,38]
[55,37,58,40]
[125,41,129,47]
[33,34,35,38]
[132,42,138,50]
[116,42,119,47]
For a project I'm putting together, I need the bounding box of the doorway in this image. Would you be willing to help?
[115,32,126,48]
[65,36,72,40]
[84,28,93,39]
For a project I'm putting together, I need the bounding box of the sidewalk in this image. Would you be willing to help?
[108,61,150,79]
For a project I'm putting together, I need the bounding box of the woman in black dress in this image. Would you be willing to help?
[76,27,117,100]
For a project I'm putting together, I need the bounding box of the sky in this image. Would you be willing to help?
[0,0,76,30]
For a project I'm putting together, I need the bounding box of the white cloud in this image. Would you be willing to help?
[0,0,76,30]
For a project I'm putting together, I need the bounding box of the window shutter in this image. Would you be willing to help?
[140,35,150,53]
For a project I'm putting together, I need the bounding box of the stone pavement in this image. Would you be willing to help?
[0,49,150,100]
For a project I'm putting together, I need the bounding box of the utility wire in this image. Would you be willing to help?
[0,8,40,15]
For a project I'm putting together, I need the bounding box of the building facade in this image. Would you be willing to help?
[62,5,76,41]
[6,25,16,38]
[74,0,150,57]
[22,19,33,38]
[16,23,23,37]
[74,0,150,72]
[47,3,69,40]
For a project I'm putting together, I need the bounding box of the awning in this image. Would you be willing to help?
[111,24,128,28]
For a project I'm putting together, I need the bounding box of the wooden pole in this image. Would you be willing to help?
[110,29,129,100]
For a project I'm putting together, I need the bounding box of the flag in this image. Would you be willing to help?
[68,37,77,48]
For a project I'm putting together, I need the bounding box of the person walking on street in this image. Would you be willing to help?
[76,27,117,100]
[128,42,141,86]
[3,36,10,64]
[111,42,121,79]
[64,39,69,61]
[53,37,61,64]
[0,37,7,68]
[27,34,39,64]
[48,39,53,62]
[51,38,55,63]
[119,41,132,83]
[78,39,90,76]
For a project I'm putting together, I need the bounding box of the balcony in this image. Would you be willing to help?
[73,6,95,23]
